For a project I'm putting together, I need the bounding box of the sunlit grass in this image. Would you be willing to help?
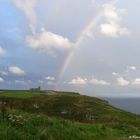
[0,90,42,99]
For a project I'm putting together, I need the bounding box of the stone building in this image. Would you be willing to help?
[30,86,41,91]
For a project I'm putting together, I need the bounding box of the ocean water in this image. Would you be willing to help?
[102,98,140,115]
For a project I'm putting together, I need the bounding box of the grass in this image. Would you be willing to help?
[0,90,42,99]
[0,109,132,140]
[0,90,140,139]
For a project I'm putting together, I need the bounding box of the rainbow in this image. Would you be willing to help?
[58,11,103,80]
[55,0,117,86]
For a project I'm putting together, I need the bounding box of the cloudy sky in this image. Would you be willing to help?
[0,0,140,97]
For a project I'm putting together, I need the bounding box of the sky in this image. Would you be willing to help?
[0,0,140,97]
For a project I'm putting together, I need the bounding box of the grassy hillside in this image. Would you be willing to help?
[0,90,42,98]
[0,90,140,139]
[0,109,130,140]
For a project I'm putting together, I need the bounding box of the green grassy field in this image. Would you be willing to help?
[0,90,140,140]
[0,109,132,140]
[0,90,42,99]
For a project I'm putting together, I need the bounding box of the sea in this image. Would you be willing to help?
[102,98,140,115]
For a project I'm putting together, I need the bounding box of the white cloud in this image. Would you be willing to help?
[117,77,130,86]
[89,78,110,85]
[68,77,110,86]
[45,76,55,81]
[14,0,74,52]
[9,66,25,76]
[100,23,129,38]
[112,72,119,76]
[132,78,140,85]
[103,4,121,23]
[0,47,6,56]
[26,28,73,55]
[126,66,136,72]
[0,77,4,82]
[14,0,74,55]
[14,0,37,25]
[100,4,129,37]
[69,77,87,85]
[113,66,138,86]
